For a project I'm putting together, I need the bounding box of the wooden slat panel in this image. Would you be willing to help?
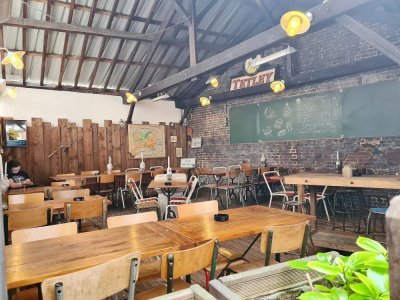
[25,126,34,180]
[50,126,61,176]
[92,123,99,171]
[111,124,121,170]
[120,126,128,171]
[98,127,107,173]
[67,122,78,174]
[104,120,112,168]
[32,118,45,184]
[43,122,52,185]
[58,118,69,174]
[83,119,94,171]
[76,127,84,172]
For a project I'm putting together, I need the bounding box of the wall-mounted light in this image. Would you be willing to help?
[206,76,219,88]
[280,11,313,37]
[243,47,297,75]
[199,96,211,106]
[0,48,25,70]
[126,92,139,104]
[270,80,285,93]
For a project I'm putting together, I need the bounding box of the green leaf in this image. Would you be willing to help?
[348,294,372,300]
[330,288,348,300]
[308,261,340,275]
[379,291,390,300]
[355,272,379,298]
[287,260,311,270]
[317,253,333,263]
[348,251,378,269]
[356,237,387,256]
[364,260,389,270]
[350,283,373,296]
[367,268,389,294]
[315,285,331,292]
[299,292,334,300]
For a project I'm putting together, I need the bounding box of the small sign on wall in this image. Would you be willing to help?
[170,136,177,143]
[191,137,202,148]
[230,68,275,91]
[176,147,183,157]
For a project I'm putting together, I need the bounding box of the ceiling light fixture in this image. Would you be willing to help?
[280,11,313,37]
[205,76,219,88]
[0,48,25,70]
[199,96,211,106]
[270,80,285,93]
[243,47,297,76]
[126,92,138,104]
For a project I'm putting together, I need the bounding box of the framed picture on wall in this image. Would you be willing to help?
[191,137,202,148]
[5,120,27,147]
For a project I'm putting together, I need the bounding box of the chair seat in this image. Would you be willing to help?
[370,207,388,214]
[135,278,191,300]
[138,260,161,283]
[283,200,306,206]
[274,191,295,197]
[215,185,238,191]
[229,258,278,273]
[12,287,38,300]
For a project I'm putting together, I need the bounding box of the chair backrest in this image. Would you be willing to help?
[152,168,165,177]
[261,221,310,265]
[150,166,164,170]
[262,171,286,193]
[64,198,105,221]
[50,180,77,188]
[41,251,141,300]
[8,193,45,205]
[177,200,218,218]
[258,166,273,175]
[228,165,241,171]
[126,172,141,183]
[195,168,211,176]
[107,211,158,229]
[8,206,52,231]
[44,186,74,200]
[240,162,251,170]
[53,189,90,200]
[12,222,78,244]
[161,239,218,293]
[80,170,99,176]
[55,173,76,177]
[98,174,115,184]
[128,178,143,200]
[183,175,198,202]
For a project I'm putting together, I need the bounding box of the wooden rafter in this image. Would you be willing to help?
[188,0,197,66]
[336,14,400,65]
[0,25,5,80]
[132,0,371,101]
[114,1,160,92]
[57,0,75,88]
[40,0,51,86]
[171,0,191,25]
[74,0,99,87]
[22,2,27,85]
[88,0,119,89]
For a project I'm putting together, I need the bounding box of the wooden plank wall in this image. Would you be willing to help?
[0,118,188,185]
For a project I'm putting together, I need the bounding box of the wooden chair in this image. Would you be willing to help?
[117,172,142,209]
[215,166,245,208]
[294,186,330,220]
[64,198,107,230]
[50,180,77,188]
[8,206,52,232]
[107,211,158,229]
[8,192,44,205]
[195,168,217,200]
[129,178,159,216]
[228,221,311,274]
[12,222,78,244]
[150,166,164,170]
[41,251,141,300]
[80,170,99,176]
[97,174,115,202]
[136,239,218,299]
[151,168,165,177]
[55,173,76,177]
[53,189,90,200]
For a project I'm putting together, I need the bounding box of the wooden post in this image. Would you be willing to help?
[386,195,400,299]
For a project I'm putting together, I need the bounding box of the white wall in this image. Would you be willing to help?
[0,87,183,126]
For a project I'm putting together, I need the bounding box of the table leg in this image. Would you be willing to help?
[309,186,317,229]
[297,184,305,213]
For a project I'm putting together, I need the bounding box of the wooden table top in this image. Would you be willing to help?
[148,180,188,189]
[49,175,98,182]
[8,186,48,195]
[5,221,194,289]
[158,206,315,244]
[283,173,400,189]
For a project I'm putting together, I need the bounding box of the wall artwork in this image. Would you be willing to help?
[170,135,177,143]
[5,120,27,147]
[191,137,202,148]
[176,147,183,157]
[128,124,166,158]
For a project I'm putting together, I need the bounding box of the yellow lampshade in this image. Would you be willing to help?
[1,51,25,70]
[280,11,311,37]
[206,76,219,88]
[199,96,211,106]
[270,80,285,93]
[126,92,138,104]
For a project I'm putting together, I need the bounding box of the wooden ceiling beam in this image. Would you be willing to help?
[0,25,5,79]
[188,0,197,66]
[22,2,27,85]
[74,0,99,88]
[133,0,371,101]
[336,14,400,65]
[40,0,52,86]
[170,0,191,25]
[0,0,11,23]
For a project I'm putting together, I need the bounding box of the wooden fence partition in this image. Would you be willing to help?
[0,118,188,185]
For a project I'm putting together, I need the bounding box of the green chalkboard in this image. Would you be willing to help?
[343,79,400,138]
[259,91,342,141]
[229,104,258,143]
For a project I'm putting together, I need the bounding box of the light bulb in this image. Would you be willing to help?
[287,16,302,37]
[199,96,211,106]
[210,77,218,88]
[272,83,281,93]
[126,92,137,104]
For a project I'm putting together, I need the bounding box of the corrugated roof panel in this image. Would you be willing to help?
[76,0,94,7]
[44,57,61,85]
[27,29,44,52]
[136,66,155,89]
[114,40,137,61]
[26,55,41,83]
[120,65,140,89]
[10,0,22,18]
[67,34,86,55]
[48,31,67,55]
[161,46,181,66]
[101,38,124,59]
[136,0,158,20]
[51,5,69,24]
[72,10,89,26]
[77,60,95,87]
[107,63,128,89]
[91,61,110,88]
[112,17,128,31]
[117,0,137,14]
[3,26,18,49]
[62,60,79,85]
[85,35,101,57]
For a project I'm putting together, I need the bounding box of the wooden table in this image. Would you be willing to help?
[283,173,400,220]
[158,206,314,244]
[49,175,97,182]
[8,186,49,195]
[5,222,194,289]
[148,180,188,201]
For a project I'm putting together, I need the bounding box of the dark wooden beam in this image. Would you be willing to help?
[88,0,119,89]
[129,7,176,91]
[188,0,197,66]
[40,0,52,86]
[22,3,27,85]
[177,55,395,108]
[171,0,191,25]
[134,0,371,100]
[336,14,400,65]
[0,25,5,80]
[57,0,75,88]
[74,0,99,88]
[126,103,136,124]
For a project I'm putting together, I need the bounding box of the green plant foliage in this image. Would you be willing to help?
[289,237,390,300]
